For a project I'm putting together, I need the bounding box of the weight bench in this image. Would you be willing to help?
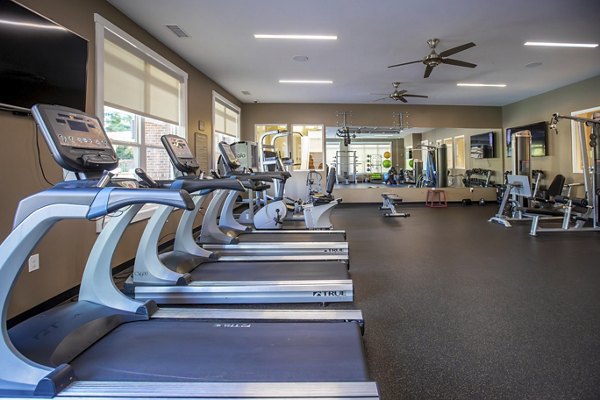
[380,193,410,217]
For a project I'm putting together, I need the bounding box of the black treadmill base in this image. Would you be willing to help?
[190,260,350,281]
[70,320,369,382]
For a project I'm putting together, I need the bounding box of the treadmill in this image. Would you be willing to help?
[0,104,378,399]
[196,141,349,261]
[125,135,352,304]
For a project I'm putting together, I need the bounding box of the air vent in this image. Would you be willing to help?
[166,25,190,38]
[241,91,251,96]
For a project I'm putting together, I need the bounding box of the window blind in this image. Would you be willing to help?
[104,32,181,125]
[214,99,239,137]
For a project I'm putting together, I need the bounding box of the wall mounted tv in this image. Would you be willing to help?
[469,131,495,159]
[0,0,88,112]
[506,122,548,157]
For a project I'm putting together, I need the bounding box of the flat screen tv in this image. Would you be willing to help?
[506,122,548,157]
[470,131,495,159]
[0,0,88,112]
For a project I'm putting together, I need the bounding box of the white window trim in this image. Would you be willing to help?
[94,14,187,132]
[212,91,241,137]
[212,91,241,165]
[571,106,600,173]
[94,14,188,228]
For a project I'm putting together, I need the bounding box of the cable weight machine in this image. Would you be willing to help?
[528,112,600,235]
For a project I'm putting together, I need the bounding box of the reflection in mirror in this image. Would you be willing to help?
[292,124,324,171]
[255,124,325,172]
[325,126,502,189]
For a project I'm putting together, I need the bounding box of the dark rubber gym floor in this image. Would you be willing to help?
[331,203,600,400]
[139,203,600,399]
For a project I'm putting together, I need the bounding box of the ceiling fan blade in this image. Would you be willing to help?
[442,58,477,68]
[439,42,476,58]
[396,89,408,95]
[424,65,434,78]
[398,96,408,103]
[388,60,421,68]
[403,94,429,98]
[373,97,389,102]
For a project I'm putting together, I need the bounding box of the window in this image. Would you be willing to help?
[348,142,392,174]
[95,14,187,180]
[571,106,599,173]
[443,137,454,169]
[326,141,341,169]
[292,125,324,171]
[255,124,289,170]
[213,92,240,167]
[454,135,466,169]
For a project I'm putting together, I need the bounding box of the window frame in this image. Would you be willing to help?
[212,91,241,168]
[94,14,188,227]
[94,14,187,136]
[291,124,325,171]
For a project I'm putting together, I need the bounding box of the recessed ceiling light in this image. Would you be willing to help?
[279,80,333,84]
[524,41,598,48]
[457,83,507,87]
[254,34,337,40]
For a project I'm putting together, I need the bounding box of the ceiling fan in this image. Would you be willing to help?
[374,82,428,103]
[388,38,476,78]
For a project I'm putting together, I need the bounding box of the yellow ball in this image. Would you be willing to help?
[383,151,391,159]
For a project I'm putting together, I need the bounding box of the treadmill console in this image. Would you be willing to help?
[31,104,118,172]
[231,141,259,171]
[218,141,241,170]
[161,134,199,174]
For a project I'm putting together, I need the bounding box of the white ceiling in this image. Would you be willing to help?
[107,0,600,106]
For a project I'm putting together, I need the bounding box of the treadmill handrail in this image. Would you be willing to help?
[0,185,193,396]
[13,187,194,228]
[169,177,245,193]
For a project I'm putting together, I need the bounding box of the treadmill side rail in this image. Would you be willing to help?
[203,241,349,262]
[134,279,354,305]
[153,307,364,325]
[59,381,380,399]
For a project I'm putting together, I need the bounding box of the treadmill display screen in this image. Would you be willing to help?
[168,137,194,159]
[221,144,237,162]
[67,120,89,132]
[53,114,111,150]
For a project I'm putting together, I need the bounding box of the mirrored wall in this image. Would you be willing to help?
[325,126,502,189]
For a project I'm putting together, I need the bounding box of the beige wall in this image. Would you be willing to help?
[241,104,503,141]
[502,75,600,194]
[2,0,240,318]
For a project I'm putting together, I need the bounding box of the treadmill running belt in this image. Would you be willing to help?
[239,233,346,243]
[190,261,349,281]
[70,320,369,382]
